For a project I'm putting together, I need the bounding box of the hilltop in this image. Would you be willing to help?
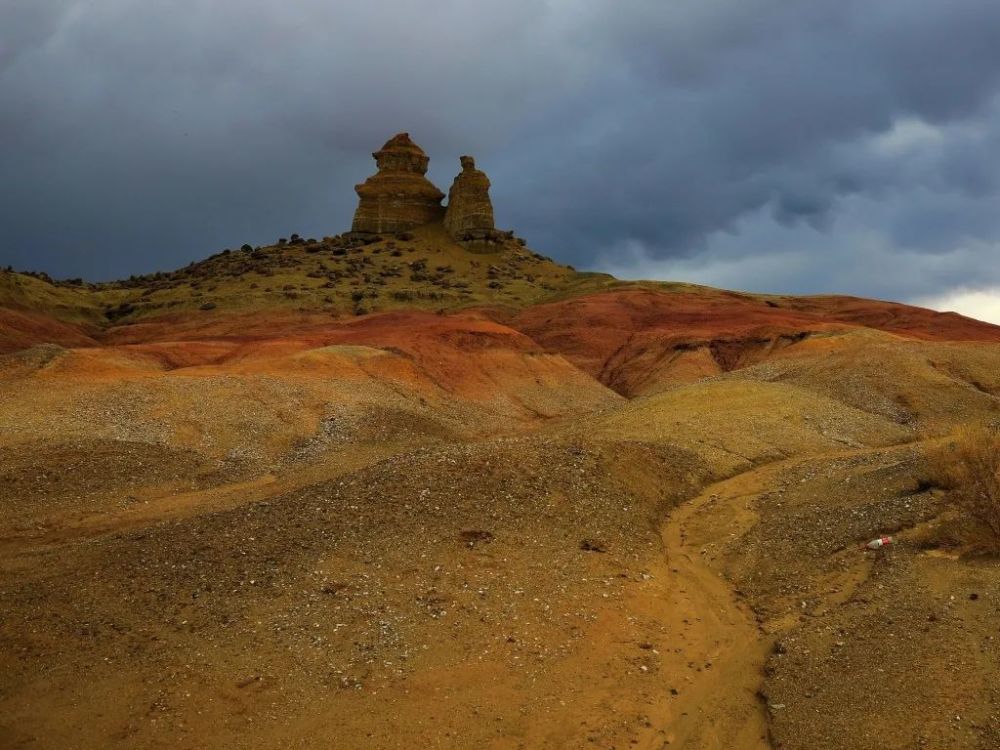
[0,225,595,322]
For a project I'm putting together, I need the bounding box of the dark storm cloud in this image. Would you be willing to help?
[2,0,1000,308]
[499,0,1000,257]
[0,1,74,73]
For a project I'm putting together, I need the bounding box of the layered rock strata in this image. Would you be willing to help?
[351,133,445,235]
[443,155,496,240]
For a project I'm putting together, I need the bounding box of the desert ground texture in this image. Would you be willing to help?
[2,232,1000,749]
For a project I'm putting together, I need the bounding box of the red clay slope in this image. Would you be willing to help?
[0,308,98,354]
[509,288,1000,396]
[22,309,618,411]
[5,287,1000,400]
[781,294,1000,341]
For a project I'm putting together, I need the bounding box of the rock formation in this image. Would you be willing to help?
[349,134,502,251]
[351,133,445,235]
[443,156,496,241]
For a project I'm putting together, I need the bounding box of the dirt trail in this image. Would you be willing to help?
[657,465,776,749]
[653,439,930,749]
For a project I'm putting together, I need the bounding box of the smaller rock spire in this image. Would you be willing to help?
[443,155,496,242]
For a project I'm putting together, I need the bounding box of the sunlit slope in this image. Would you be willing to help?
[0,312,619,465]
[727,329,1000,432]
[576,378,912,475]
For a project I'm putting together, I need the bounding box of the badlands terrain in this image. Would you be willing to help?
[2,228,1000,749]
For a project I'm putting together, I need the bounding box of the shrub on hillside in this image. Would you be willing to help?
[929,424,1000,552]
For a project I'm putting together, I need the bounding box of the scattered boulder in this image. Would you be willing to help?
[580,538,607,553]
[460,529,494,548]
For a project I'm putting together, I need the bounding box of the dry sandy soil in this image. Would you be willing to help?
[3,263,1000,749]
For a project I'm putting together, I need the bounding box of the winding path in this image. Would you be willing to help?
[655,464,781,749]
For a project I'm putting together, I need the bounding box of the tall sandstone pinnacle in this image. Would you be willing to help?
[443,155,496,240]
[351,133,445,234]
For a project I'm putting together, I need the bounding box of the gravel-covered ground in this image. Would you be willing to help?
[2,312,999,749]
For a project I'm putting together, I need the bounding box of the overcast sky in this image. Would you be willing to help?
[2,0,1000,321]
